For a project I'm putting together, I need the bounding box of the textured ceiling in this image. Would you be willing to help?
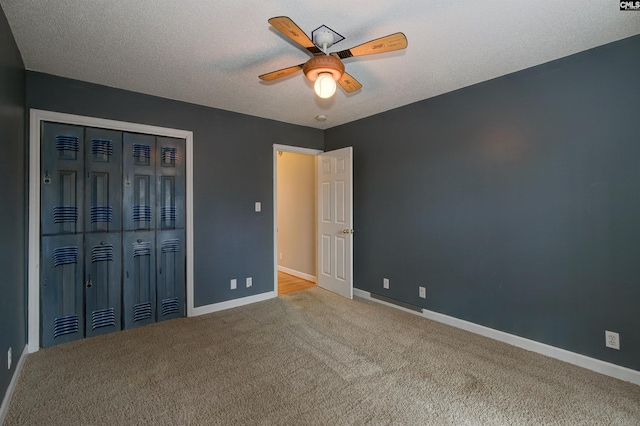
[2,1,639,129]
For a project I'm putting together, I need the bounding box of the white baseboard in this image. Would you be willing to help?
[277,266,316,283]
[354,288,640,386]
[0,345,28,425]
[191,291,276,317]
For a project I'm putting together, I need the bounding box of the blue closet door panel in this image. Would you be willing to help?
[41,234,84,347]
[85,233,122,338]
[84,128,123,233]
[41,122,85,236]
[123,133,156,231]
[156,230,185,321]
[40,125,189,348]
[123,231,156,329]
[155,137,185,230]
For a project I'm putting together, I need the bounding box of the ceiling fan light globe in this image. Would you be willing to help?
[314,73,337,99]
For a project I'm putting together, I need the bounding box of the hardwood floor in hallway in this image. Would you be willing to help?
[278,271,315,295]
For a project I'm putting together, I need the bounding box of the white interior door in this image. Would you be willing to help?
[317,147,353,299]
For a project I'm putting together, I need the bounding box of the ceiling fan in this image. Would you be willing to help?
[259,16,407,99]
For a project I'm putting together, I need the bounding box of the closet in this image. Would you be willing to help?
[40,122,185,348]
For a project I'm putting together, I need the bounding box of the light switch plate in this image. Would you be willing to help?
[255,202,261,212]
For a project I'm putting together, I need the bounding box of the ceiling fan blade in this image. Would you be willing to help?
[338,72,362,93]
[334,32,407,59]
[268,16,322,56]
[259,64,304,81]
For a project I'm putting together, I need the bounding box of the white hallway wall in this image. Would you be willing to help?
[277,152,316,279]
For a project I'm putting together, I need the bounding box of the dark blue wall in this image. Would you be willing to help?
[325,35,640,371]
[0,5,26,402]
[9,16,640,384]
[26,72,323,307]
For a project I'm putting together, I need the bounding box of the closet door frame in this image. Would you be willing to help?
[28,109,194,352]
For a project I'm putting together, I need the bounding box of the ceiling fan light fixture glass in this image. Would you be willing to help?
[314,72,337,99]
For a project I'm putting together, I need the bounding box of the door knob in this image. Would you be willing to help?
[342,228,355,234]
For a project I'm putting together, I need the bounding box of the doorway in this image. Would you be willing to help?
[273,144,354,299]
[273,145,321,295]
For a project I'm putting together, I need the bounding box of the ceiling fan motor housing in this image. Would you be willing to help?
[303,55,344,82]
[314,29,335,50]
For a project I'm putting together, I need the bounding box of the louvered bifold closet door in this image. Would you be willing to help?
[123,133,156,232]
[122,132,157,328]
[85,233,122,337]
[156,137,185,231]
[156,231,185,321]
[41,123,84,236]
[41,235,84,347]
[84,128,122,233]
[83,128,123,338]
[155,136,186,321]
[41,125,188,346]
[41,123,85,347]
[123,232,156,328]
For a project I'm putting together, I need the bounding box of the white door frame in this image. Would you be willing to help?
[272,144,323,295]
[28,109,194,352]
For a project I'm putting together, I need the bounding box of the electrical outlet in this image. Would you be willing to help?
[230,279,237,290]
[7,347,11,370]
[605,330,620,350]
[419,286,426,299]
[383,278,389,289]
[279,253,283,261]
[246,277,252,288]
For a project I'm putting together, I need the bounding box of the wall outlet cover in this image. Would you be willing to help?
[383,278,389,289]
[230,279,237,290]
[246,277,252,287]
[605,330,620,350]
[7,347,11,370]
[419,286,426,299]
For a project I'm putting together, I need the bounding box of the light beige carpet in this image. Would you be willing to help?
[6,288,640,425]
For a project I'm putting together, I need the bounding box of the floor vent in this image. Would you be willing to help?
[369,293,423,313]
